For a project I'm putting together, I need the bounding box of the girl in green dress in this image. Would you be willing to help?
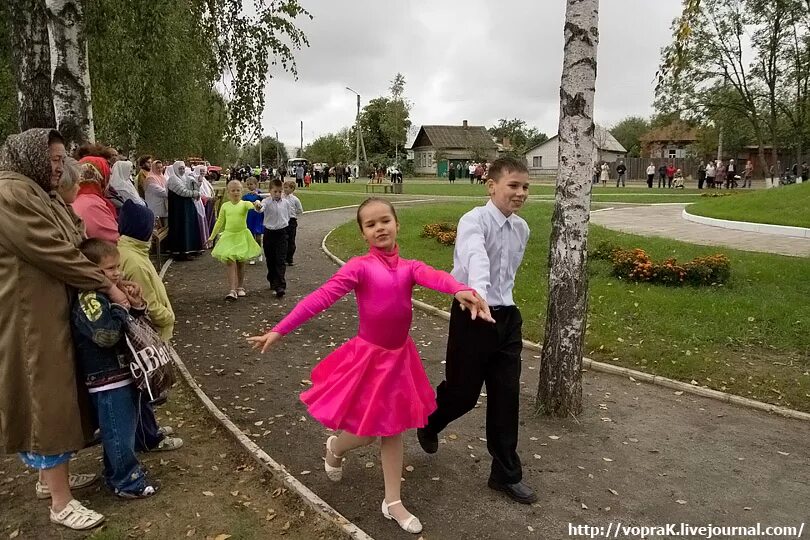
[208,180,263,300]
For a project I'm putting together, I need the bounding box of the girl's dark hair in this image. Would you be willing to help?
[356,197,398,229]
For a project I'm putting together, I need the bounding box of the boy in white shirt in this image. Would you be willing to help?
[255,179,290,297]
[418,156,536,504]
[282,180,304,266]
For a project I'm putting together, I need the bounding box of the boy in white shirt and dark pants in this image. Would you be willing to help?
[282,180,304,266]
[418,157,536,504]
[256,179,290,298]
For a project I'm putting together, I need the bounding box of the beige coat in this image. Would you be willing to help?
[0,171,110,455]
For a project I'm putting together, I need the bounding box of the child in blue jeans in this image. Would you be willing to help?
[72,238,160,499]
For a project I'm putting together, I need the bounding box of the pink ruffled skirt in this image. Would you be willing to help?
[300,336,436,436]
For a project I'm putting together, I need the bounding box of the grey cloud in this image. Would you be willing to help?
[262,0,683,148]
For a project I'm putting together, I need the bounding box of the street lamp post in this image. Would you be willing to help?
[346,87,361,180]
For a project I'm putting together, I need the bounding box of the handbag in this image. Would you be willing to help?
[123,315,176,401]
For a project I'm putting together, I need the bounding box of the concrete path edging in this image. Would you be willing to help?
[158,260,375,540]
[320,226,810,423]
[682,208,810,238]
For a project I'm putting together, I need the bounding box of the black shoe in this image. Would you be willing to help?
[487,479,537,504]
[416,428,438,454]
[275,288,286,298]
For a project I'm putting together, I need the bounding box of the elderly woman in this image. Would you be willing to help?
[0,129,129,530]
[166,160,202,256]
[109,159,145,209]
[73,155,120,243]
[144,159,168,228]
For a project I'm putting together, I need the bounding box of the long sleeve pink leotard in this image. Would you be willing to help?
[272,245,470,349]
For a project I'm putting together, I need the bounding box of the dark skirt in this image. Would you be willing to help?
[167,191,203,254]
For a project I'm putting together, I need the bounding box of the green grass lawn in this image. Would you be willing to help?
[327,202,810,411]
[305,182,701,205]
[687,182,810,228]
[296,192,374,211]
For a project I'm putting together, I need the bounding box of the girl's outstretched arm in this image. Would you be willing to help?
[246,258,363,351]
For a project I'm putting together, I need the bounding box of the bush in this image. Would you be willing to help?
[607,247,730,286]
[421,223,457,246]
[591,240,622,261]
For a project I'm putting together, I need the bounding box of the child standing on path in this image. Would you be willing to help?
[417,157,537,505]
[248,198,493,535]
[282,180,303,266]
[254,179,290,298]
[242,177,265,265]
[208,180,263,301]
[73,239,161,500]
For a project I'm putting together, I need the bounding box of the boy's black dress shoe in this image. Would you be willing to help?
[487,479,537,504]
[416,428,438,454]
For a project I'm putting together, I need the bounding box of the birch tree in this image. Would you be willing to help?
[5,0,56,130]
[45,0,94,149]
[537,0,599,417]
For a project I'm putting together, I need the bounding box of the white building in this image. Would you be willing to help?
[524,126,627,175]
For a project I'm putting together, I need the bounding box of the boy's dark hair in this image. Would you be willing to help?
[356,197,398,229]
[487,156,529,182]
[269,178,283,189]
[137,155,152,169]
[79,238,119,264]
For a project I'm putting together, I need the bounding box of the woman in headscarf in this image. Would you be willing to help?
[144,159,169,228]
[109,159,145,208]
[73,155,120,243]
[194,164,216,240]
[0,128,129,530]
[166,160,203,255]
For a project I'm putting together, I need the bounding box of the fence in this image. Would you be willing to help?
[619,157,700,180]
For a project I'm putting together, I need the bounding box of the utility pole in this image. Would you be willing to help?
[275,130,280,169]
[347,87,361,179]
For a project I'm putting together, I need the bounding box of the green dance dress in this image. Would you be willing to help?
[210,200,262,262]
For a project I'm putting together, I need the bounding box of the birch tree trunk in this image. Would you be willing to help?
[537,0,599,418]
[6,0,56,130]
[45,0,94,149]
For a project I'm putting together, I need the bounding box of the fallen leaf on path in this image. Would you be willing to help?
[674,391,684,396]
[214,535,232,540]
[365,462,374,468]
[202,491,214,497]
[581,502,589,510]
[9,530,19,539]
[777,451,790,456]
[602,457,613,462]
[405,465,415,472]
[675,499,687,505]
[608,489,618,496]
[548,435,560,440]
[300,471,311,475]
[186,528,196,537]
[533,454,542,460]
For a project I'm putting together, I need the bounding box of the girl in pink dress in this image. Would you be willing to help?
[248,198,492,534]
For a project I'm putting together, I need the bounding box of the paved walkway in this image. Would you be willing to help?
[166,207,810,540]
[590,204,810,257]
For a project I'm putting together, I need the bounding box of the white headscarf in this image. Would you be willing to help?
[193,165,214,198]
[109,160,145,205]
[167,160,195,196]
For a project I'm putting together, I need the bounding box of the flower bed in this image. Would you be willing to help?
[421,222,457,246]
[591,241,730,286]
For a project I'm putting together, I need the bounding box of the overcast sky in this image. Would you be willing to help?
[260,0,683,150]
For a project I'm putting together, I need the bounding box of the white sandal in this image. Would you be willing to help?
[381,499,422,534]
[324,435,344,482]
[50,499,105,530]
[36,473,98,499]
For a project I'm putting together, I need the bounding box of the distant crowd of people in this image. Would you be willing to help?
[447,161,491,184]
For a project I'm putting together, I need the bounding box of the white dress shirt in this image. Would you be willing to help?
[258,198,290,230]
[451,200,530,307]
[284,193,304,218]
